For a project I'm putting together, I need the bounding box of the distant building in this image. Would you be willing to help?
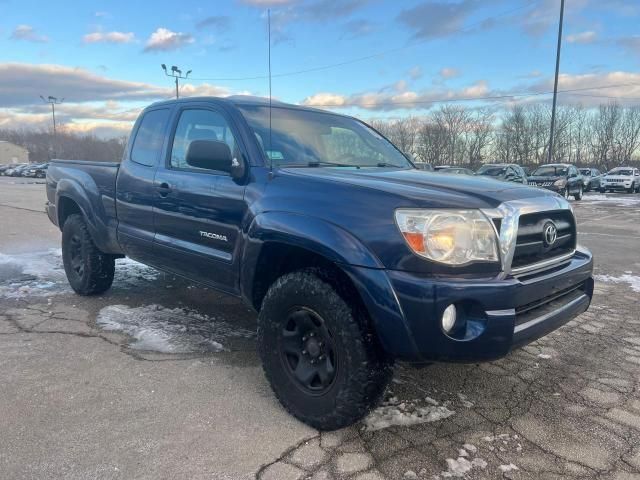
[0,141,29,164]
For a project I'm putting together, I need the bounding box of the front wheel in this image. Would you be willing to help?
[574,185,583,201]
[628,183,636,194]
[62,214,115,295]
[258,269,392,431]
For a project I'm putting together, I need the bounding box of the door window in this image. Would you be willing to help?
[130,109,170,167]
[170,109,238,171]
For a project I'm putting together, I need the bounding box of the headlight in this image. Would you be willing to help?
[395,209,499,265]
[553,179,567,187]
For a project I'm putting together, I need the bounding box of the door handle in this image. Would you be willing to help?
[157,182,172,197]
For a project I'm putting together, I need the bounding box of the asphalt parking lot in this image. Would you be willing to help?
[1,176,640,480]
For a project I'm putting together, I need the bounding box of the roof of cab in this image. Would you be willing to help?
[147,95,331,115]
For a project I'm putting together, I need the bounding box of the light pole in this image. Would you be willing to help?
[40,95,63,137]
[547,0,565,163]
[161,64,192,99]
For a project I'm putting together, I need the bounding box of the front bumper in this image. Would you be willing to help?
[602,182,632,190]
[381,247,593,362]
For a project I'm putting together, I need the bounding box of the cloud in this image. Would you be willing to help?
[304,0,372,20]
[408,66,423,81]
[520,71,640,106]
[0,63,234,108]
[618,35,640,54]
[239,0,297,5]
[143,28,194,52]
[566,30,597,44]
[94,11,111,18]
[196,15,231,31]
[10,25,49,43]
[518,0,589,37]
[397,1,478,39]
[342,19,376,38]
[439,67,460,79]
[301,79,492,111]
[83,31,135,44]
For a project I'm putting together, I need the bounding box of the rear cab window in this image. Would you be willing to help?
[130,109,170,167]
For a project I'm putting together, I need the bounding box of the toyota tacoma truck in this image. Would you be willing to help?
[46,96,594,430]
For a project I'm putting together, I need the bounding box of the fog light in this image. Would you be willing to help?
[441,304,457,333]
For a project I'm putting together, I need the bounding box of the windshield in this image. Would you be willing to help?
[477,166,506,176]
[238,105,412,168]
[532,166,567,176]
[609,168,633,176]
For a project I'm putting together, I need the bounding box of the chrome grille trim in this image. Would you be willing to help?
[481,195,573,278]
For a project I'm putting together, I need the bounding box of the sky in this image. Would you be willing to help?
[1,0,639,137]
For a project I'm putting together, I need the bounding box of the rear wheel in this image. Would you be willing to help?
[62,214,115,295]
[258,269,392,430]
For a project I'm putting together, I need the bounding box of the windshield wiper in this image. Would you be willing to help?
[307,161,358,168]
[376,162,405,168]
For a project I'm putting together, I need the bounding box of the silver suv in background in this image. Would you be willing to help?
[600,167,640,193]
[579,168,603,192]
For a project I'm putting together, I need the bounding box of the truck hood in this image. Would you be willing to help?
[281,167,556,208]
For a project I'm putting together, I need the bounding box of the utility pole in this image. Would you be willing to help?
[40,95,63,137]
[547,0,565,163]
[161,64,192,99]
[40,95,63,160]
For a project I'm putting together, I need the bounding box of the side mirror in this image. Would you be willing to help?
[186,140,245,179]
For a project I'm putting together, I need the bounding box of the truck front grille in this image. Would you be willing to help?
[511,210,576,271]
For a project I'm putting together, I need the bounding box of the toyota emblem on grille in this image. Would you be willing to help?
[543,222,558,247]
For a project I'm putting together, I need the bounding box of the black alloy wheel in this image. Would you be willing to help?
[280,307,337,394]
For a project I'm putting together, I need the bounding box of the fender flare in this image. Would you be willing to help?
[55,177,116,253]
[241,211,422,359]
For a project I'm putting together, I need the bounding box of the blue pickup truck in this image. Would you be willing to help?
[46,96,594,430]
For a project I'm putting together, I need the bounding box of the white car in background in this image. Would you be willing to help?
[600,167,640,193]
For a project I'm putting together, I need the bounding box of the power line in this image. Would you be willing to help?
[189,1,540,82]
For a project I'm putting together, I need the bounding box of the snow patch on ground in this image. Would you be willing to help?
[438,443,487,478]
[499,463,519,472]
[594,273,640,293]
[582,193,640,207]
[0,249,66,298]
[0,250,161,299]
[363,397,455,431]
[97,304,255,354]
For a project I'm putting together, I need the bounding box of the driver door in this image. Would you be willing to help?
[152,105,248,295]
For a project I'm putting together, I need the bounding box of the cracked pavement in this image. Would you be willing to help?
[1,177,640,479]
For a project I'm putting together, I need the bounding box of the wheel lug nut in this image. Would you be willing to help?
[302,349,307,355]
[319,355,325,360]
[309,332,315,337]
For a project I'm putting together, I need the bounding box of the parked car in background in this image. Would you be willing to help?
[579,168,602,192]
[22,163,49,178]
[528,163,583,200]
[433,165,452,171]
[438,167,475,175]
[0,164,18,175]
[476,164,528,184]
[3,163,28,176]
[599,167,640,193]
[11,164,34,177]
[413,162,434,171]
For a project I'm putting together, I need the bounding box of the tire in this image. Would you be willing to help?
[599,188,606,193]
[628,183,635,194]
[61,214,115,295]
[574,185,583,201]
[258,269,392,431]
[561,187,569,199]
